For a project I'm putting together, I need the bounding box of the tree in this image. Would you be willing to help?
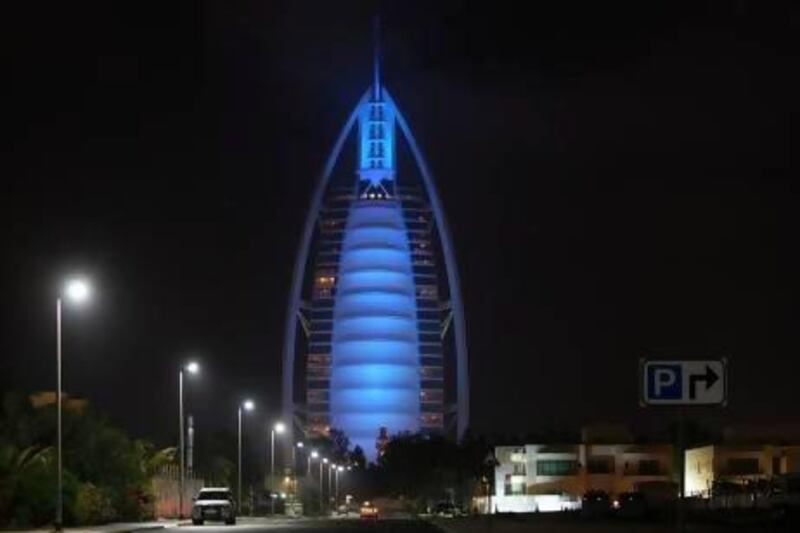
[194,429,236,488]
[372,432,492,512]
[349,445,366,470]
[0,391,160,526]
[328,428,350,462]
[302,427,358,468]
[0,444,80,527]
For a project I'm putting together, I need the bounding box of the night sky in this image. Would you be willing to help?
[2,1,798,447]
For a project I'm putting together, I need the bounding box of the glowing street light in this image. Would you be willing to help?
[328,463,335,507]
[178,360,200,518]
[237,399,255,513]
[308,449,318,476]
[55,277,92,531]
[294,441,304,473]
[65,279,90,302]
[335,465,345,504]
[319,458,328,511]
[269,421,287,515]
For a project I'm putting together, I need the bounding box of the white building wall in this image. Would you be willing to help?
[490,443,674,513]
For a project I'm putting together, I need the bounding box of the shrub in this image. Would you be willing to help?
[74,483,115,525]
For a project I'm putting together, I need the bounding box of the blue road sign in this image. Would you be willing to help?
[642,360,726,406]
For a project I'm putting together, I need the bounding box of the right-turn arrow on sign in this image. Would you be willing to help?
[642,359,727,406]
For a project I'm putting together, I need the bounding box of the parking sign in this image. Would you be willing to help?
[641,359,727,406]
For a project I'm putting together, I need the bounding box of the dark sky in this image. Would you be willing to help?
[2,0,798,447]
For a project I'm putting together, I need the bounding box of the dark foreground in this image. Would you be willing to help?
[164,514,800,533]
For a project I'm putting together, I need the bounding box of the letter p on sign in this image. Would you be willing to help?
[648,364,682,400]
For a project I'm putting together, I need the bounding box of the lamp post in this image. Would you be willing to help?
[320,458,327,513]
[237,400,255,514]
[335,465,344,505]
[328,463,335,509]
[178,361,199,518]
[307,450,318,516]
[270,421,285,515]
[292,442,303,501]
[308,450,318,477]
[270,422,286,485]
[55,278,91,531]
[293,441,303,474]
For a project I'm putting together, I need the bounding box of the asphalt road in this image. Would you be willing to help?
[168,517,443,533]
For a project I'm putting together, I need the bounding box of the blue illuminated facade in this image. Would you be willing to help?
[282,42,469,460]
[330,202,420,448]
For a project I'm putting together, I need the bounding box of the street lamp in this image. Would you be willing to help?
[335,465,344,505]
[308,449,318,476]
[305,449,318,515]
[271,422,286,481]
[238,400,255,513]
[290,442,304,502]
[55,278,91,531]
[320,458,328,512]
[178,361,199,518]
[293,441,304,472]
[270,421,286,515]
[328,463,335,508]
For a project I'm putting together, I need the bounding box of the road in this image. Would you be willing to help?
[165,515,799,533]
[166,517,443,533]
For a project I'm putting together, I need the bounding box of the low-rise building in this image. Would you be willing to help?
[29,391,88,414]
[489,443,675,513]
[685,444,800,497]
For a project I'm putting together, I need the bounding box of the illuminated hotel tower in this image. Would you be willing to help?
[282,30,468,459]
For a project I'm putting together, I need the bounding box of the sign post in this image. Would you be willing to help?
[640,358,728,533]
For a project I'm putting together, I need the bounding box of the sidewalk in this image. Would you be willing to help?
[427,515,795,533]
[9,519,183,533]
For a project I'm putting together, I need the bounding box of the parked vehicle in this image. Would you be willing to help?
[615,491,647,519]
[191,487,236,525]
[581,490,611,517]
[433,501,460,517]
